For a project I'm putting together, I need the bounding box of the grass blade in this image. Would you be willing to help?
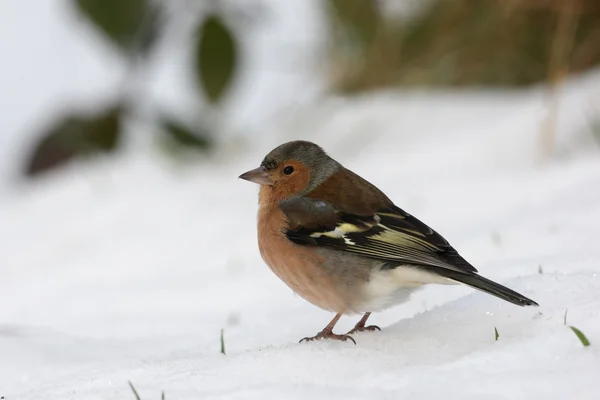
[128,381,141,400]
[569,326,591,347]
[563,309,568,326]
[494,327,499,341]
[220,328,226,355]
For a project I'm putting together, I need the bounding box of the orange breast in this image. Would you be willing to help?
[257,200,350,313]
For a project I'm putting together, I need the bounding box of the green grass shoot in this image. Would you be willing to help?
[569,326,591,347]
[220,328,226,355]
[563,309,568,326]
[128,381,141,400]
[494,327,499,341]
[128,381,166,399]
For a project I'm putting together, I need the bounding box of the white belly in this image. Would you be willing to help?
[358,265,455,312]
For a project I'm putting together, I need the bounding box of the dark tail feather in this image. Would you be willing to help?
[432,268,539,307]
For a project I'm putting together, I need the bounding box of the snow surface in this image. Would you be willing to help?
[2,68,600,399]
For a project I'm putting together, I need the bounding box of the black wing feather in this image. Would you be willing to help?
[280,198,477,273]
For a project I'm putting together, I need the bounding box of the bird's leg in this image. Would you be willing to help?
[299,313,356,344]
[347,312,381,334]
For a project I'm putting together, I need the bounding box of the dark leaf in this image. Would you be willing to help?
[162,118,212,150]
[74,0,160,56]
[195,15,238,104]
[24,105,123,177]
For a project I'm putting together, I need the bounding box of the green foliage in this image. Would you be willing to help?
[25,2,245,178]
[569,326,591,347]
[25,105,123,177]
[161,118,212,151]
[195,15,239,104]
[74,0,158,55]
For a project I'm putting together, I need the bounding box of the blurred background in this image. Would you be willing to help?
[1,0,599,187]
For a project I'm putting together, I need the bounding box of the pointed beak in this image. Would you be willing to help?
[238,166,273,186]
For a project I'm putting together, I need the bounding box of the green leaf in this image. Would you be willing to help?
[74,0,159,56]
[24,105,123,177]
[195,15,238,104]
[569,326,591,347]
[494,327,499,341]
[161,118,212,150]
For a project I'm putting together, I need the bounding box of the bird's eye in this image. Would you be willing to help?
[283,166,294,175]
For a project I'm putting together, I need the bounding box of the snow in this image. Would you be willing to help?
[2,1,600,399]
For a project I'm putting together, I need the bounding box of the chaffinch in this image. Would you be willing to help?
[239,140,538,344]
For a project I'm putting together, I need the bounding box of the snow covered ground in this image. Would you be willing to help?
[2,67,600,399]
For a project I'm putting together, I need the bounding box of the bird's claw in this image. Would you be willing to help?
[299,330,356,345]
[347,324,381,335]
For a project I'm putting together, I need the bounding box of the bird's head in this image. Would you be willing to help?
[239,140,340,200]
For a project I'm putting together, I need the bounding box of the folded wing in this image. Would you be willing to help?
[280,197,478,274]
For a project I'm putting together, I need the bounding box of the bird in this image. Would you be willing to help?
[239,140,539,344]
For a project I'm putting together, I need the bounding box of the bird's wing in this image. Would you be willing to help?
[280,197,477,273]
